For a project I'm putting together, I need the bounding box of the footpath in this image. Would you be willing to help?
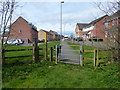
[59,41,80,65]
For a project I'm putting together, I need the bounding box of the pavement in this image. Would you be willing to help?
[59,41,80,65]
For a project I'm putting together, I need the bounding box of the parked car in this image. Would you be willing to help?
[76,37,83,41]
[89,37,103,42]
[4,39,24,45]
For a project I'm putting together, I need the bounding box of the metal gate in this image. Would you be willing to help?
[58,40,81,65]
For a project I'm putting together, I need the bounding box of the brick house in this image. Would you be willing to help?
[38,29,53,41]
[103,10,120,42]
[90,15,108,39]
[76,15,109,41]
[75,23,88,38]
[9,16,38,43]
[104,10,120,27]
[49,30,60,40]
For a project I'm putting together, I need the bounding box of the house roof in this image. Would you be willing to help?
[49,30,59,35]
[89,15,108,25]
[11,16,37,31]
[104,10,120,22]
[76,23,88,29]
[83,31,90,35]
[39,29,52,35]
[76,15,108,30]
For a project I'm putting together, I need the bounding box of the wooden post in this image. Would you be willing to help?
[55,45,58,64]
[2,49,5,64]
[33,41,39,62]
[94,49,97,66]
[80,45,83,66]
[50,47,53,62]
[96,48,99,66]
[45,33,47,61]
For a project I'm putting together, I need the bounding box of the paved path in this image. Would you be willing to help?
[59,41,80,65]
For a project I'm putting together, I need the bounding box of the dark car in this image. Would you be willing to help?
[76,37,83,41]
[89,37,103,42]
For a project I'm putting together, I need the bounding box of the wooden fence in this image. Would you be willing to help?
[2,41,111,66]
[2,41,58,64]
[48,45,58,64]
[80,46,111,66]
[2,41,44,63]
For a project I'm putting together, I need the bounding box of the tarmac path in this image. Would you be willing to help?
[59,41,80,65]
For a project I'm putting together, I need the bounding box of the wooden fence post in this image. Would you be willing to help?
[2,49,5,64]
[80,45,83,66]
[45,33,47,61]
[33,41,39,62]
[94,49,97,66]
[96,48,99,66]
[55,45,58,64]
[45,42,47,61]
[50,47,53,62]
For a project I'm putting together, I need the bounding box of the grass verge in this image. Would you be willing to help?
[2,62,119,88]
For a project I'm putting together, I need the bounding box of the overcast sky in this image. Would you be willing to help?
[12,1,106,37]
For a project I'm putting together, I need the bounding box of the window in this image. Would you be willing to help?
[104,22,108,27]
[105,31,108,38]
[19,30,22,33]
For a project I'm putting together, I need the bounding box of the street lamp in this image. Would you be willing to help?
[60,0,64,43]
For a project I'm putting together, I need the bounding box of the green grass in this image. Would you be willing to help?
[4,41,60,63]
[2,62,119,88]
[2,41,119,88]
[67,42,110,65]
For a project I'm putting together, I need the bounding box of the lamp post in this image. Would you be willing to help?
[60,0,64,43]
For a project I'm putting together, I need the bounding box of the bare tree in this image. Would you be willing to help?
[94,1,120,64]
[0,0,17,63]
[95,1,119,15]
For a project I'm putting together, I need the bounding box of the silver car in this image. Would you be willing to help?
[5,39,24,45]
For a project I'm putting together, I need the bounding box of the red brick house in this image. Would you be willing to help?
[103,10,120,42]
[90,15,109,39]
[9,16,38,43]
[49,30,60,40]
[76,15,109,41]
[104,10,120,27]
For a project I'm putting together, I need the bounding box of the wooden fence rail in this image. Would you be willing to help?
[84,50,94,52]
[79,45,112,67]
[4,48,43,52]
[3,41,44,63]
[4,49,33,52]
[5,55,32,59]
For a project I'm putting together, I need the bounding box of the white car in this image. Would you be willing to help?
[5,39,24,45]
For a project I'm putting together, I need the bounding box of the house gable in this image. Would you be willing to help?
[9,16,38,42]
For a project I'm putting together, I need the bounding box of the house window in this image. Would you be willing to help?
[105,31,108,38]
[19,30,22,33]
[104,22,108,27]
